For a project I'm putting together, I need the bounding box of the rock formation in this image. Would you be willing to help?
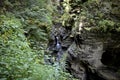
[47,0,120,80]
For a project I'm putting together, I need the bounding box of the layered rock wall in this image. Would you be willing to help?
[47,0,120,80]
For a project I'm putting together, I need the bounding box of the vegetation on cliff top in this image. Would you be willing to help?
[61,0,120,33]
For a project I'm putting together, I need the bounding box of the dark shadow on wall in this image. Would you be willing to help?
[101,48,120,69]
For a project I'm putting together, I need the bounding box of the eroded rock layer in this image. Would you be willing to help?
[47,0,120,80]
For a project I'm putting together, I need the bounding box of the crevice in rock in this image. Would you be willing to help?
[86,72,106,80]
[101,48,120,69]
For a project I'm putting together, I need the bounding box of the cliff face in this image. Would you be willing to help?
[48,0,120,80]
[65,31,120,80]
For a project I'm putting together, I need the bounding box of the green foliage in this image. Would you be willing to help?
[63,0,120,33]
[0,15,34,79]
[61,13,72,26]
[0,0,78,80]
[98,20,115,32]
[0,14,76,80]
[30,63,76,80]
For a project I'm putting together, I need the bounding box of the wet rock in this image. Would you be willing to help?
[66,30,120,80]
